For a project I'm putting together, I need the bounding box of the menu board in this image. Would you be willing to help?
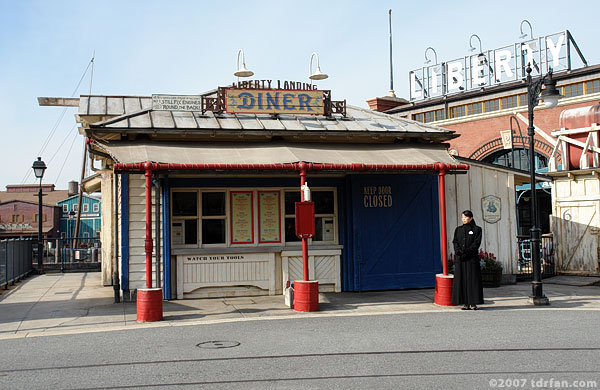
[258,191,281,243]
[230,191,253,244]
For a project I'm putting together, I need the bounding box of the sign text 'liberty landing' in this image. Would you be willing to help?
[225,89,324,115]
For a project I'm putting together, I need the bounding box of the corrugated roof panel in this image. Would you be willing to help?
[256,114,285,130]
[279,118,306,131]
[105,118,129,128]
[320,119,348,131]
[173,111,198,129]
[195,112,221,129]
[235,114,264,130]
[88,96,107,115]
[140,97,152,110]
[339,117,368,131]
[79,96,89,115]
[298,117,324,131]
[124,97,142,114]
[216,116,242,129]
[107,98,125,116]
[151,111,175,128]
[129,113,152,128]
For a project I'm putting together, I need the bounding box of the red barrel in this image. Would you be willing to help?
[434,274,455,306]
[559,105,600,169]
[294,280,319,312]
[137,288,163,322]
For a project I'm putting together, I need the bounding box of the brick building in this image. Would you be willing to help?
[0,184,70,239]
[367,29,598,237]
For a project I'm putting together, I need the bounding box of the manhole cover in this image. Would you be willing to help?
[196,341,240,349]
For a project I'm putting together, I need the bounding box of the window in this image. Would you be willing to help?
[563,82,583,98]
[62,204,68,213]
[82,204,89,213]
[484,99,500,112]
[93,203,99,213]
[412,113,424,123]
[11,214,22,223]
[284,190,336,243]
[34,214,46,223]
[313,191,336,242]
[73,204,79,212]
[586,80,600,94]
[172,191,198,246]
[518,93,528,106]
[202,192,226,245]
[284,191,301,243]
[501,96,518,109]
[467,102,482,115]
[423,111,435,123]
[450,105,466,118]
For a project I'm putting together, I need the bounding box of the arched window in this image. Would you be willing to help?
[482,148,548,171]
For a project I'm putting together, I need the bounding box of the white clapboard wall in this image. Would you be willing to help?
[445,163,519,274]
[127,174,163,290]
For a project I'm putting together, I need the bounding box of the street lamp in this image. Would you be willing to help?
[32,157,46,272]
[525,64,562,305]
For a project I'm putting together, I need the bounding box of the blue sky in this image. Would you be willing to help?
[0,0,598,190]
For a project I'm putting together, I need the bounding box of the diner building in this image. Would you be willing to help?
[76,85,468,300]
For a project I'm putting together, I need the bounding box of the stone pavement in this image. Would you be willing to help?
[0,272,598,339]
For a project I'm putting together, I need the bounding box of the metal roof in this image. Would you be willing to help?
[79,95,455,137]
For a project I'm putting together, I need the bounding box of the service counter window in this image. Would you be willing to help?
[284,190,337,245]
[172,188,337,248]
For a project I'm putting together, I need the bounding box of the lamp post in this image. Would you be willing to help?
[32,157,47,272]
[525,65,562,305]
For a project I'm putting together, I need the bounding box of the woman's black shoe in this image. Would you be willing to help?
[472,306,478,310]
[461,305,471,310]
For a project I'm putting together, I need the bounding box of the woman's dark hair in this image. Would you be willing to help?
[462,210,473,218]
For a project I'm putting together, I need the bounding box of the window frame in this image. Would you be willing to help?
[62,204,68,213]
[82,203,89,213]
[170,187,338,249]
[93,203,99,213]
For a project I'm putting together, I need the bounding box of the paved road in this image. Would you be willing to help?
[1,308,599,389]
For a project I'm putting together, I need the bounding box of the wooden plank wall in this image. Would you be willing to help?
[445,164,519,274]
[553,176,600,274]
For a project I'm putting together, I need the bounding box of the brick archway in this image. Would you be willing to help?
[468,135,558,163]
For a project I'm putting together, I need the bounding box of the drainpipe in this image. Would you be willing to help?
[113,172,120,303]
[144,162,154,289]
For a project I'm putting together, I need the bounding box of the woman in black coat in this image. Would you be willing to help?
[451,210,484,310]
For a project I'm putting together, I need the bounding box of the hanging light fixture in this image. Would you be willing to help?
[234,49,254,78]
[309,52,328,81]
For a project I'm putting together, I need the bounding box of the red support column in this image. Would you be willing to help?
[434,163,454,306]
[137,162,163,321]
[439,168,448,276]
[294,162,318,312]
[144,163,153,289]
[299,162,309,281]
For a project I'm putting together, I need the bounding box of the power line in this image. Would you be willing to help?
[20,57,94,184]
[54,132,79,184]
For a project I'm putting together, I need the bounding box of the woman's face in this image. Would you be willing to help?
[462,214,473,225]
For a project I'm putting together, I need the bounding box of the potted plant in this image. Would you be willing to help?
[479,250,503,287]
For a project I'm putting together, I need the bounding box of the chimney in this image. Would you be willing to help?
[366,96,410,112]
[68,181,79,196]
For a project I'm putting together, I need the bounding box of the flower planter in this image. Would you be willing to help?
[481,268,502,288]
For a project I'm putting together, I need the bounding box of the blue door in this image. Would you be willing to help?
[350,174,441,291]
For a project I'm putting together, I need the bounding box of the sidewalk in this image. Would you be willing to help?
[0,272,599,339]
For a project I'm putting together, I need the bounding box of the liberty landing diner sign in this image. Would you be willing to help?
[152,80,347,117]
[409,30,587,101]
